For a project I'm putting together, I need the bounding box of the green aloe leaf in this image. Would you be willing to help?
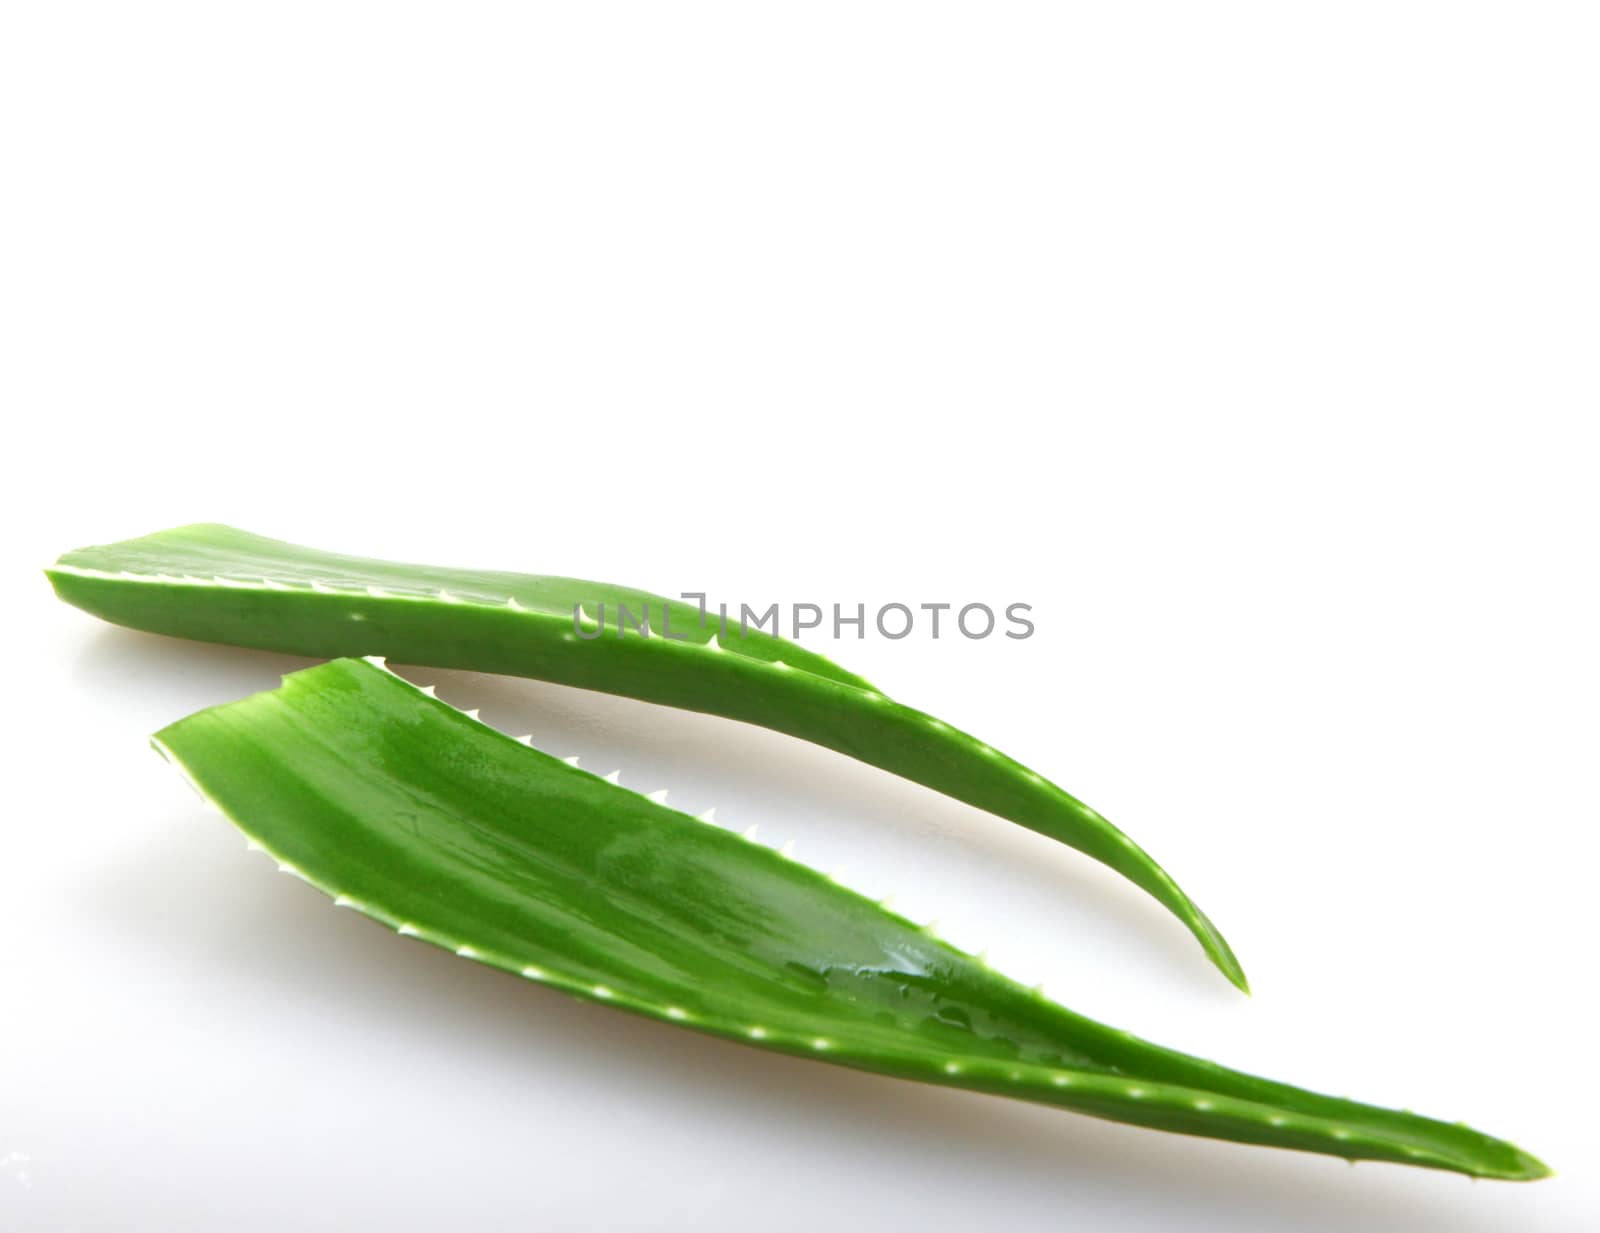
[50,523,1248,991]
[152,657,1547,1181]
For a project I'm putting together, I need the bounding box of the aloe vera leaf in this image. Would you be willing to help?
[51,522,1246,992]
[150,657,1545,1180]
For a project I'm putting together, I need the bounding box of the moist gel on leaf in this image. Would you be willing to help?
[152,657,1547,1181]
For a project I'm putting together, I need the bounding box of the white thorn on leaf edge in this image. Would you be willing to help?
[778,840,796,859]
[646,789,669,805]
[741,824,759,841]
[604,770,621,785]
[561,754,580,765]
[697,807,717,824]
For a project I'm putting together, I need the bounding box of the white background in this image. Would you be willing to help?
[2,4,1595,1230]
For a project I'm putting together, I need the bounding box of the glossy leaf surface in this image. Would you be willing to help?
[53,523,1247,990]
[152,657,1547,1180]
